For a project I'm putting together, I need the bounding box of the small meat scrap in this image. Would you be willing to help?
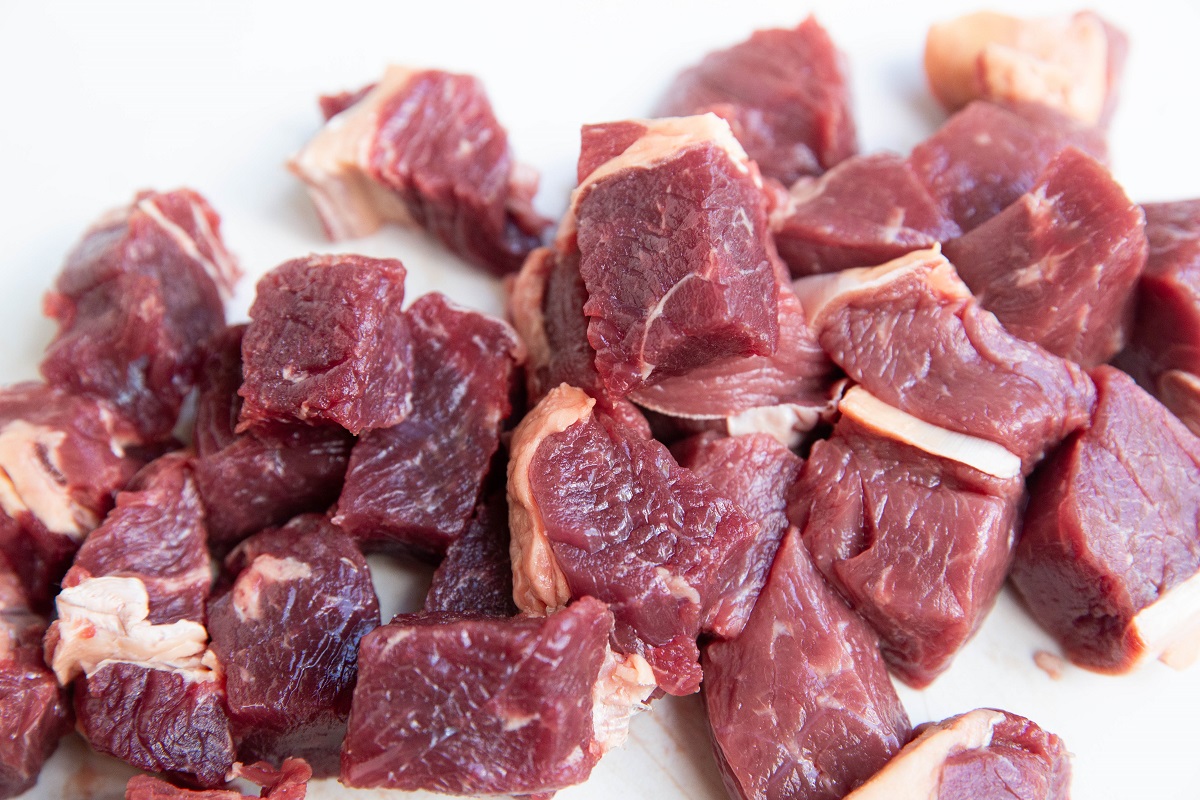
[193,326,353,548]
[797,247,1096,468]
[704,526,911,800]
[794,387,1024,687]
[845,709,1070,800]
[508,385,765,695]
[925,10,1126,127]
[207,515,379,776]
[774,153,961,278]
[944,147,1147,367]
[289,66,548,275]
[334,293,519,556]
[909,100,1107,232]
[657,16,856,185]
[340,597,655,794]
[126,758,312,800]
[565,115,780,397]
[425,488,518,617]
[41,189,239,441]
[1011,366,1200,673]
[0,382,144,607]
[238,254,413,436]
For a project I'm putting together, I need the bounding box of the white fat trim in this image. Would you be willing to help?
[232,555,314,622]
[136,196,235,300]
[726,402,827,448]
[591,647,656,753]
[1133,567,1200,671]
[0,421,95,538]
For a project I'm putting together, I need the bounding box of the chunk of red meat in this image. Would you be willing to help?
[657,16,857,185]
[703,526,911,800]
[125,758,312,800]
[238,255,413,436]
[944,147,1147,366]
[424,488,517,617]
[41,189,239,441]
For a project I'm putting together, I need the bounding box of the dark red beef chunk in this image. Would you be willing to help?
[41,189,239,441]
[657,16,857,185]
[207,515,379,776]
[341,598,613,794]
[774,153,961,277]
[0,382,145,607]
[1010,366,1200,673]
[704,526,911,800]
[126,758,312,799]
[424,488,518,617]
[909,100,1107,233]
[572,116,780,397]
[290,67,548,275]
[799,248,1096,468]
[334,293,519,556]
[944,147,1147,367]
[238,255,413,436]
[192,325,353,548]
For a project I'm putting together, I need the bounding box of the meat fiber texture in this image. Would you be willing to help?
[126,758,312,800]
[238,254,413,436]
[424,487,519,617]
[341,597,615,794]
[944,146,1147,367]
[774,152,961,278]
[207,515,379,776]
[703,525,912,800]
[333,292,519,557]
[192,325,353,549]
[1010,366,1200,673]
[792,400,1024,687]
[909,100,1108,233]
[797,247,1096,470]
[845,709,1070,800]
[41,189,239,442]
[0,382,145,607]
[288,66,548,275]
[508,385,767,696]
[656,16,857,186]
[565,115,781,398]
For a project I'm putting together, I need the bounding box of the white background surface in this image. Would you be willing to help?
[2,2,1199,799]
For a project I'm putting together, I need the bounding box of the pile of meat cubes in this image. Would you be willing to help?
[3,8,1198,800]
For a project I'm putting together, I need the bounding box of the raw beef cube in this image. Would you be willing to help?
[193,326,353,548]
[508,385,764,695]
[703,525,911,800]
[774,153,961,277]
[657,16,856,185]
[925,11,1126,127]
[288,66,548,275]
[0,383,145,607]
[424,488,518,617]
[340,597,655,794]
[944,147,1147,367]
[207,515,379,776]
[567,115,780,397]
[797,247,1096,468]
[794,387,1024,687]
[42,189,239,441]
[845,709,1070,799]
[909,100,1107,232]
[1010,366,1200,673]
[333,293,519,556]
[126,758,312,800]
[238,255,413,436]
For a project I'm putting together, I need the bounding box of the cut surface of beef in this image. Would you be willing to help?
[774,152,961,278]
[41,189,239,441]
[424,488,518,617]
[909,100,1107,232]
[238,254,412,436]
[333,293,519,556]
[656,16,856,185]
[0,382,144,607]
[845,709,1070,800]
[798,247,1096,468]
[568,115,780,397]
[703,525,911,800]
[125,758,312,800]
[943,147,1146,367]
[793,388,1024,687]
[289,66,548,275]
[1011,366,1200,673]
[207,515,379,776]
[508,385,765,696]
[340,597,654,794]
